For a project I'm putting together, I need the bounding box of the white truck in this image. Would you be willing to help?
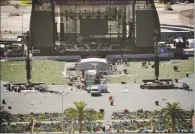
[87,84,108,93]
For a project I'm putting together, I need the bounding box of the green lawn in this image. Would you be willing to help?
[0,60,68,85]
[0,58,194,85]
[108,58,194,84]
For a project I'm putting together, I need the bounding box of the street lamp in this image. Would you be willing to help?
[59,91,68,133]
[21,11,24,34]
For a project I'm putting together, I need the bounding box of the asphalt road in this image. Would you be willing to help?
[1,74,194,115]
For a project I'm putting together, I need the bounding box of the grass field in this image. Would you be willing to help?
[0,58,194,85]
[108,58,194,84]
[0,60,69,85]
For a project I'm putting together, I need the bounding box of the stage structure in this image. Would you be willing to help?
[30,0,161,57]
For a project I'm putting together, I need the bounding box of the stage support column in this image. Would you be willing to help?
[60,18,65,41]
[132,3,135,45]
[122,5,127,40]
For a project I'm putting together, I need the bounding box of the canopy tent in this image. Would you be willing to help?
[80,58,107,64]
[79,58,108,71]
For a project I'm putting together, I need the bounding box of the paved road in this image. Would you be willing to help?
[1,74,194,115]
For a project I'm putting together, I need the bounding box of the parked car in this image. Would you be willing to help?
[91,89,101,96]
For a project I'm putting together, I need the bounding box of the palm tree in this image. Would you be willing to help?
[150,111,156,131]
[25,115,36,132]
[190,109,194,130]
[64,101,97,133]
[161,102,185,132]
[0,106,12,125]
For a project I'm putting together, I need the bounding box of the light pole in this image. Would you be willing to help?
[25,31,32,85]
[21,12,23,34]
[60,91,67,133]
[189,13,192,37]
[154,29,159,81]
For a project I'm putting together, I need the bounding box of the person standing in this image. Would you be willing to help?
[109,95,114,106]
[109,95,112,105]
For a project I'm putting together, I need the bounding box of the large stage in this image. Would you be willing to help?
[30,0,161,56]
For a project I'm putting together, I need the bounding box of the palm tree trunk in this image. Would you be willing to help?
[150,117,153,130]
[71,119,74,133]
[31,119,35,133]
[192,115,194,130]
[78,119,83,133]
[171,118,176,132]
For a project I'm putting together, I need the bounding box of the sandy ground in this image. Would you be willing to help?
[1,73,194,114]
[0,3,194,39]
[156,3,194,26]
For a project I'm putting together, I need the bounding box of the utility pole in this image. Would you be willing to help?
[26,31,32,85]
[154,29,159,81]
[22,13,23,34]
[61,91,66,133]
[189,13,192,37]
[61,93,64,132]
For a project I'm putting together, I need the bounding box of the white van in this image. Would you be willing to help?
[88,84,108,93]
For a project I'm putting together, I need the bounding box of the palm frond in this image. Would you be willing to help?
[64,107,78,120]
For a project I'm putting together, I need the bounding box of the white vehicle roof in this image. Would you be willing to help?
[12,43,23,47]
[158,42,165,45]
[0,44,5,48]
[17,38,22,42]
[91,88,99,91]
[85,70,97,75]
[187,39,194,48]
[174,38,183,43]
[91,85,98,89]
[187,38,194,43]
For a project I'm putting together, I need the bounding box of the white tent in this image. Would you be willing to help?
[186,39,194,48]
[80,58,107,64]
[79,58,108,71]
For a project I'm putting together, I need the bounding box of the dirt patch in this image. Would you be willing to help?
[179,9,194,26]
